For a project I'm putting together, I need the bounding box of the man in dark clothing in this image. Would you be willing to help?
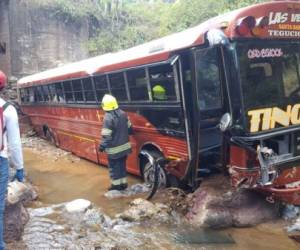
[98,94,132,191]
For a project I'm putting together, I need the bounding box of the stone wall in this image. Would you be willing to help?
[0,0,89,79]
[0,0,11,76]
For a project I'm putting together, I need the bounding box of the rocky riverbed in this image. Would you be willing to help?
[4,135,300,249]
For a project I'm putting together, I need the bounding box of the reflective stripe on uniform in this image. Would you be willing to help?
[106,142,131,155]
[111,178,122,185]
[101,128,112,136]
[120,177,127,184]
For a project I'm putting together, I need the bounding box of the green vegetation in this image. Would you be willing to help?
[29,0,268,55]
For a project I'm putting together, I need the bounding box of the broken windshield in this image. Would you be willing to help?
[237,42,300,112]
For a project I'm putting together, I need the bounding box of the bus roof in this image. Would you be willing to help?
[18,1,300,87]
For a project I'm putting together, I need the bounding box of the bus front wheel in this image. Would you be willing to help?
[140,150,167,189]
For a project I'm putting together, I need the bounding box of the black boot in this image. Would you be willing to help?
[120,183,128,190]
[108,184,122,191]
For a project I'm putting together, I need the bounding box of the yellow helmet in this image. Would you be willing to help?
[101,94,119,111]
[152,85,166,100]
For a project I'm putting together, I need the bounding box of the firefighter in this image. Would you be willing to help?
[152,85,167,100]
[98,94,132,191]
[0,71,24,250]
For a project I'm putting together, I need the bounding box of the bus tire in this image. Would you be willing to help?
[44,127,57,146]
[140,150,167,189]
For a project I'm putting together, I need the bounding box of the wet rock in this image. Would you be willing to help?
[116,198,172,223]
[286,217,300,232]
[83,207,112,230]
[22,200,160,249]
[4,202,29,242]
[7,181,38,206]
[4,181,37,242]
[104,183,150,199]
[23,129,37,138]
[65,199,92,213]
[186,175,278,229]
[282,205,300,220]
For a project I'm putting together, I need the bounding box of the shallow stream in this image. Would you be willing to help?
[22,144,299,250]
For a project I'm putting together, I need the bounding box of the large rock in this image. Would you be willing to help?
[186,175,278,228]
[4,202,29,242]
[4,181,37,242]
[116,198,172,223]
[64,199,92,213]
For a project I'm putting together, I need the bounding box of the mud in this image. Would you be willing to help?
[22,143,141,216]
[8,136,299,249]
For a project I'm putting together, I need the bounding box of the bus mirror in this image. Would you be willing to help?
[206,29,229,47]
[219,113,232,132]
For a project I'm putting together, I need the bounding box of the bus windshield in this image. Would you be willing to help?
[237,42,300,112]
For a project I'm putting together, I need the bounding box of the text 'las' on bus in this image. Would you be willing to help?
[18,1,300,204]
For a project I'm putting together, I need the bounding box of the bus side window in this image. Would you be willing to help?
[19,88,25,103]
[82,77,96,102]
[149,64,176,101]
[55,82,65,103]
[109,73,128,101]
[42,85,50,102]
[94,75,109,102]
[63,81,74,103]
[29,87,35,102]
[36,86,44,103]
[72,79,84,102]
[127,68,149,101]
[49,84,56,102]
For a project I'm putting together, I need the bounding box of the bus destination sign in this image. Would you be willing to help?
[268,12,300,38]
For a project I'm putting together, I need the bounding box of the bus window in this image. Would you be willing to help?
[72,79,84,102]
[109,73,128,101]
[283,55,300,97]
[63,81,74,103]
[42,85,50,102]
[28,87,35,102]
[19,88,26,103]
[238,44,300,110]
[35,86,44,102]
[149,64,176,101]
[195,48,222,110]
[94,75,109,102]
[55,82,65,103]
[49,84,56,102]
[127,69,149,101]
[82,77,96,102]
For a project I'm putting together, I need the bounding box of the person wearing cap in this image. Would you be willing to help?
[0,71,24,250]
[98,94,132,191]
[152,85,167,100]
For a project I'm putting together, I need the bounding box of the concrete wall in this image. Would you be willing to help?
[0,0,12,76]
[0,0,89,79]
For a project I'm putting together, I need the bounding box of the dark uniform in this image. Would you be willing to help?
[99,108,132,190]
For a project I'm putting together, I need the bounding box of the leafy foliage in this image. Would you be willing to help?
[30,0,269,55]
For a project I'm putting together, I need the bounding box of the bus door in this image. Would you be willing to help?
[193,47,227,180]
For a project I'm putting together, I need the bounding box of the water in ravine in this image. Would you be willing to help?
[22,145,299,250]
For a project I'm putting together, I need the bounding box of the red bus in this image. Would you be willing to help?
[18,1,300,204]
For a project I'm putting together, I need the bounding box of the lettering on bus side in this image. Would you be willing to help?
[269,12,300,25]
[248,104,300,132]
